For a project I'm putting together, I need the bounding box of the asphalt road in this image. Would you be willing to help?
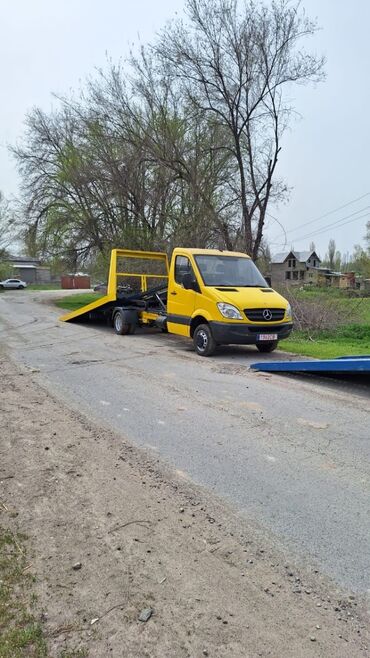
[1,290,369,594]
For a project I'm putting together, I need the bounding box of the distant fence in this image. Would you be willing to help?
[61,275,91,289]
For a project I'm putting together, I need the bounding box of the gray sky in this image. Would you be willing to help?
[1,0,369,259]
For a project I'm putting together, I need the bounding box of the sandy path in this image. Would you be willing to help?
[0,353,369,657]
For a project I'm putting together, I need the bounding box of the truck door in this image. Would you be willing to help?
[167,254,197,337]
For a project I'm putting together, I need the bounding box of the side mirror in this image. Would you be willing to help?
[182,272,200,292]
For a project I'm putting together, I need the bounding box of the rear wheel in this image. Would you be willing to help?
[113,312,135,335]
[256,340,278,353]
[193,323,216,357]
[18,285,24,289]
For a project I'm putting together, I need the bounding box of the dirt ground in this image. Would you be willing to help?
[0,352,369,658]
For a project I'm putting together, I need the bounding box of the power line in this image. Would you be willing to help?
[266,211,287,248]
[295,210,370,243]
[271,191,370,241]
[271,206,370,247]
[289,207,370,241]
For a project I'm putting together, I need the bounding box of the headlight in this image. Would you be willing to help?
[285,303,292,320]
[217,303,243,320]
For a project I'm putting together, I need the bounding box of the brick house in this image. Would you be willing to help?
[271,250,321,286]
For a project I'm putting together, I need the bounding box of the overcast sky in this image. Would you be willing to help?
[1,0,369,259]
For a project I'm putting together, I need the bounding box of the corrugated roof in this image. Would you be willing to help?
[298,251,311,262]
[13,264,37,269]
[8,255,40,264]
[271,250,321,264]
[271,251,293,264]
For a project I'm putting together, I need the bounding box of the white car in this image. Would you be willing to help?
[0,278,27,289]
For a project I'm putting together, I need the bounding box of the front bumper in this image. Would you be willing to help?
[209,321,293,345]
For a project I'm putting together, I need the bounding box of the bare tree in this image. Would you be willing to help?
[348,244,370,277]
[13,62,238,264]
[255,237,271,274]
[0,191,14,255]
[0,192,16,279]
[128,50,238,248]
[12,1,324,265]
[327,238,336,269]
[155,0,324,258]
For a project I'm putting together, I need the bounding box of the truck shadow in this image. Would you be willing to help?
[71,318,300,361]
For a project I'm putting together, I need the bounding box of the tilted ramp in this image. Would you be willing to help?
[60,249,169,323]
[59,293,115,323]
[250,355,370,374]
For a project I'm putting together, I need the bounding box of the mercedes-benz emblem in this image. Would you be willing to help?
[262,309,273,320]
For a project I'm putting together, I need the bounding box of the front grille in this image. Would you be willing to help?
[244,308,285,322]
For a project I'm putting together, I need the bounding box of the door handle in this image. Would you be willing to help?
[170,291,177,295]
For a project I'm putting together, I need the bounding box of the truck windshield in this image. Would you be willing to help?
[194,255,268,288]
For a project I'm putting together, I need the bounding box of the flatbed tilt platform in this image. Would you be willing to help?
[251,355,370,374]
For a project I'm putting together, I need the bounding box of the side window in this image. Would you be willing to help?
[175,256,193,285]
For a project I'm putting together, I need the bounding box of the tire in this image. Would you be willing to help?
[193,323,216,357]
[18,285,25,289]
[113,312,135,335]
[256,340,278,353]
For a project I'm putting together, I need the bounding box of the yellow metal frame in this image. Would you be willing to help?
[60,248,169,322]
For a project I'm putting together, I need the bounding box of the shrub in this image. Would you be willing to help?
[277,286,364,336]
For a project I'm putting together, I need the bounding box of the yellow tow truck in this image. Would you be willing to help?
[60,247,293,356]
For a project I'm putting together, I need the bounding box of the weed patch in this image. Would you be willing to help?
[54,293,103,311]
[0,528,47,658]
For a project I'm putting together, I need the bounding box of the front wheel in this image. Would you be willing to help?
[113,312,135,335]
[256,340,278,353]
[193,324,216,357]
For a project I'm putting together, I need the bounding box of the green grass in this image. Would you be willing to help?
[281,335,370,359]
[281,323,370,359]
[27,283,62,290]
[55,292,103,311]
[0,528,89,657]
[0,528,47,658]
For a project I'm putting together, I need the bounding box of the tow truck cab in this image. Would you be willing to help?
[166,248,292,355]
[60,247,293,356]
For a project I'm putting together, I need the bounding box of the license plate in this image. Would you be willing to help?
[258,333,278,341]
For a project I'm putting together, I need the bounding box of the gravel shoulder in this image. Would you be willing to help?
[1,352,369,657]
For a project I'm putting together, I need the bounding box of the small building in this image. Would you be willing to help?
[271,250,322,286]
[339,272,356,289]
[5,256,51,284]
